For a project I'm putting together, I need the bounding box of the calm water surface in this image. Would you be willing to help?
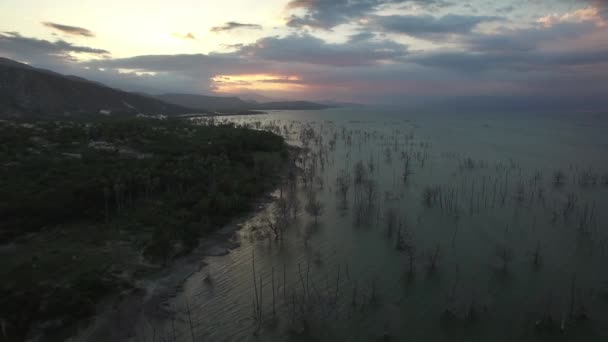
[133,108,608,341]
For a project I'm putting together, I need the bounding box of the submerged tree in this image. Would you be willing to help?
[553,170,566,187]
[336,169,351,208]
[385,208,398,238]
[402,153,412,184]
[426,245,440,274]
[496,244,513,274]
[305,191,324,225]
[422,186,439,208]
[363,179,377,209]
[265,198,290,241]
[354,160,367,188]
[286,187,301,220]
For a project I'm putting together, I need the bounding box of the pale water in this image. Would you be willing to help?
[132,108,608,341]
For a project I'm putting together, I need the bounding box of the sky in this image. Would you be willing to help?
[1,0,607,110]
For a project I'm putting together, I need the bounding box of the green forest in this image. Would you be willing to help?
[0,117,289,341]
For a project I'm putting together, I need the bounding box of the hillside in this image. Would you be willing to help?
[0,58,196,118]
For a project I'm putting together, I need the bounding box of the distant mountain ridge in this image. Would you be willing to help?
[155,93,252,113]
[0,57,334,118]
[0,57,195,118]
[255,101,330,110]
[155,93,334,113]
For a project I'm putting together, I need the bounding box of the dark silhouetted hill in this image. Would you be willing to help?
[0,57,195,118]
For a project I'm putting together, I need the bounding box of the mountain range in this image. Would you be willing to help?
[0,57,333,118]
[155,93,332,113]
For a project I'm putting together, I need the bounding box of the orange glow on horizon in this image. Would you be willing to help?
[211,74,308,93]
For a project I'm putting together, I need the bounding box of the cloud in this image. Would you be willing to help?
[42,22,95,37]
[173,32,197,40]
[537,6,606,27]
[285,0,382,29]
[348,31,375,42]
[407,21,608,71]
[285,0,454,30]
[239,33,407,66]
[220,43,245,50]
[370,14,503,39]
[74,33,409,95]
[464,21,601,53]
[587,0,608,18]
[0,32,109,65]
[210,22,262,33]
[82,52,258,74]
[82,32,407,76]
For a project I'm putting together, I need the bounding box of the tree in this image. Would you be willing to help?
[336,169,350,208]
[286,187,301,219]
[363,179,377,209]
[402,153,412,184]
[305,192,324,225]
[385,208,397,238]
[265,198,290,241]
[354,160,366,187]
[553,170,566,187]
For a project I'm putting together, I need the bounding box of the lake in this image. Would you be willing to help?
[131,107,608,341]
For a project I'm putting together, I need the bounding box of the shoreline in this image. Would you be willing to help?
[0,118,293,342]
[70,145,300,341]
[71,189,278,342]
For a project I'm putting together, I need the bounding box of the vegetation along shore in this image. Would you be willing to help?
[0,116,292,341]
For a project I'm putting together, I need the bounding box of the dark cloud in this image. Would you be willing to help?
[285,0,380,29]
[42,22,95,37]
[408,21,608,71]
[408,51,504,71]
[0,32,109,64]
[371,14,503,39]
[88,33,405,71]
[239,33,407,66]
[210,22,262,33]
[285,0,454,30]
[465,22,599,53]
[348,31,375,42]
[83,52,257,73]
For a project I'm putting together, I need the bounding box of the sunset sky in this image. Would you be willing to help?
[1,0,607,108]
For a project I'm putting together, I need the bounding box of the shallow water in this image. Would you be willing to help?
[133,108,608,341]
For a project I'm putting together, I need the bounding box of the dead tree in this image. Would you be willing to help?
[305,191,324,225]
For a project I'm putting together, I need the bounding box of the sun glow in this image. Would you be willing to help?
[211,74,308,93]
